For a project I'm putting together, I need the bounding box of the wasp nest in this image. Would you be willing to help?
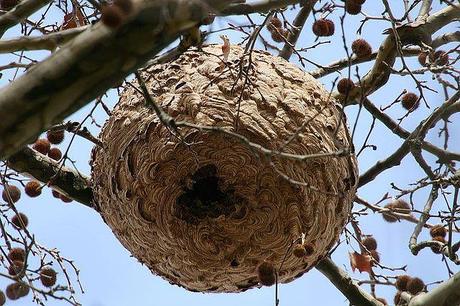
[91,45,358,292]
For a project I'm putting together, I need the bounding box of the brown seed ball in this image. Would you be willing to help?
[101,5,124,28]
[418,52,428,66]
[351,39,372,58]
[362,236,377,251]
[324,19,335,36]
[312,18,334,37]
[401,92,419,110]
[271,29,284,43]
[0,290,5,306]
[60,194,73,203]
[2,185,21,203]
[430,224,447,238]
[269,16,282,29]
[345,1,362,15]
[17,283,29,297]
[337,78,355,95]
[11,213,28,230]
[376,297,388,305]
[114,0,132,14]
[256,261,276,286]
[46,130,64,144]
[48,147,62,161]
[395,275,412,291]
[429,50,449,65]
[431,236,446,254]
[407,277,424,295]
[370,250,380,264]
[8,248,25,262]
[382,203,398,222]
[436,52,449,65]
[40,267,57,287]
[25,180,41,197]
[293,243,307,258]
[5,283,21,300]
[392,199,411,213]
[51,189,61,198]
[281,29,290,39]
[303,243,314,256]
[0,0,19,10]
[32,138,51,155]
[8,260,24,277]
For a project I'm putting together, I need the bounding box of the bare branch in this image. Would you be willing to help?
[359,91,460,187]
[0,0,53,38]
[220,0,303,15]
[279,1,317,60]
[336,4,460,105]
[6,147,93,207]
[0,0,233,160]
[316,257,384,306]
[361,98,460,162]
[0,26,89,53]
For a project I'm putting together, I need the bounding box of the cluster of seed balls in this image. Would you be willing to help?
[0,248,57,304]
[380,201,452,304]
[366,204,453,305]
[394,275,426,305]
[2,130,71,228]
[29,130,73,203]
[360,236,427,305]
[0,131,70,303]
[427,224,452,254]
[312,7,450,113]
[380,198,452,255]
[266,16,290,43]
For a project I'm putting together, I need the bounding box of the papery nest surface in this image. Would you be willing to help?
[91,44,358,292]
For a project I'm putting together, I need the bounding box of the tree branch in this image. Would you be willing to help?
[220,0,303,15]
[335,4,460,105]
[358,90,460,187]
[6,147,93,207]
[0,0,53,38]
[0,26,88,53]
[361,98,460,162]
[315,257,384,306]
[0,0,232,160]
[0,0,305,160]
[278,0,317,60]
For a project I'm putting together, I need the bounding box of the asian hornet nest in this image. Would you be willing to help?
[91,44,358,292]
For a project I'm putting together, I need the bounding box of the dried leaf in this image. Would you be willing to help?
[220,34,230,62]
[349,251,372,273]
[61,6,87,30]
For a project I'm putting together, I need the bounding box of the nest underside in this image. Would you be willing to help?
[92,45,358,292]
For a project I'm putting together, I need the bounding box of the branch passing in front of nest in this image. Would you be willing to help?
[133,73,353,165]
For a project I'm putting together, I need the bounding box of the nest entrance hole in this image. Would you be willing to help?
[175,164,242,224]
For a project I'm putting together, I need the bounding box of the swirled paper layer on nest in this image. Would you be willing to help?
[91,45,358,292]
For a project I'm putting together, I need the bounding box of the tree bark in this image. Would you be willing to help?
[7,147,93,207]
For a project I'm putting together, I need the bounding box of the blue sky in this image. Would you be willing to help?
[0,1,459,305]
